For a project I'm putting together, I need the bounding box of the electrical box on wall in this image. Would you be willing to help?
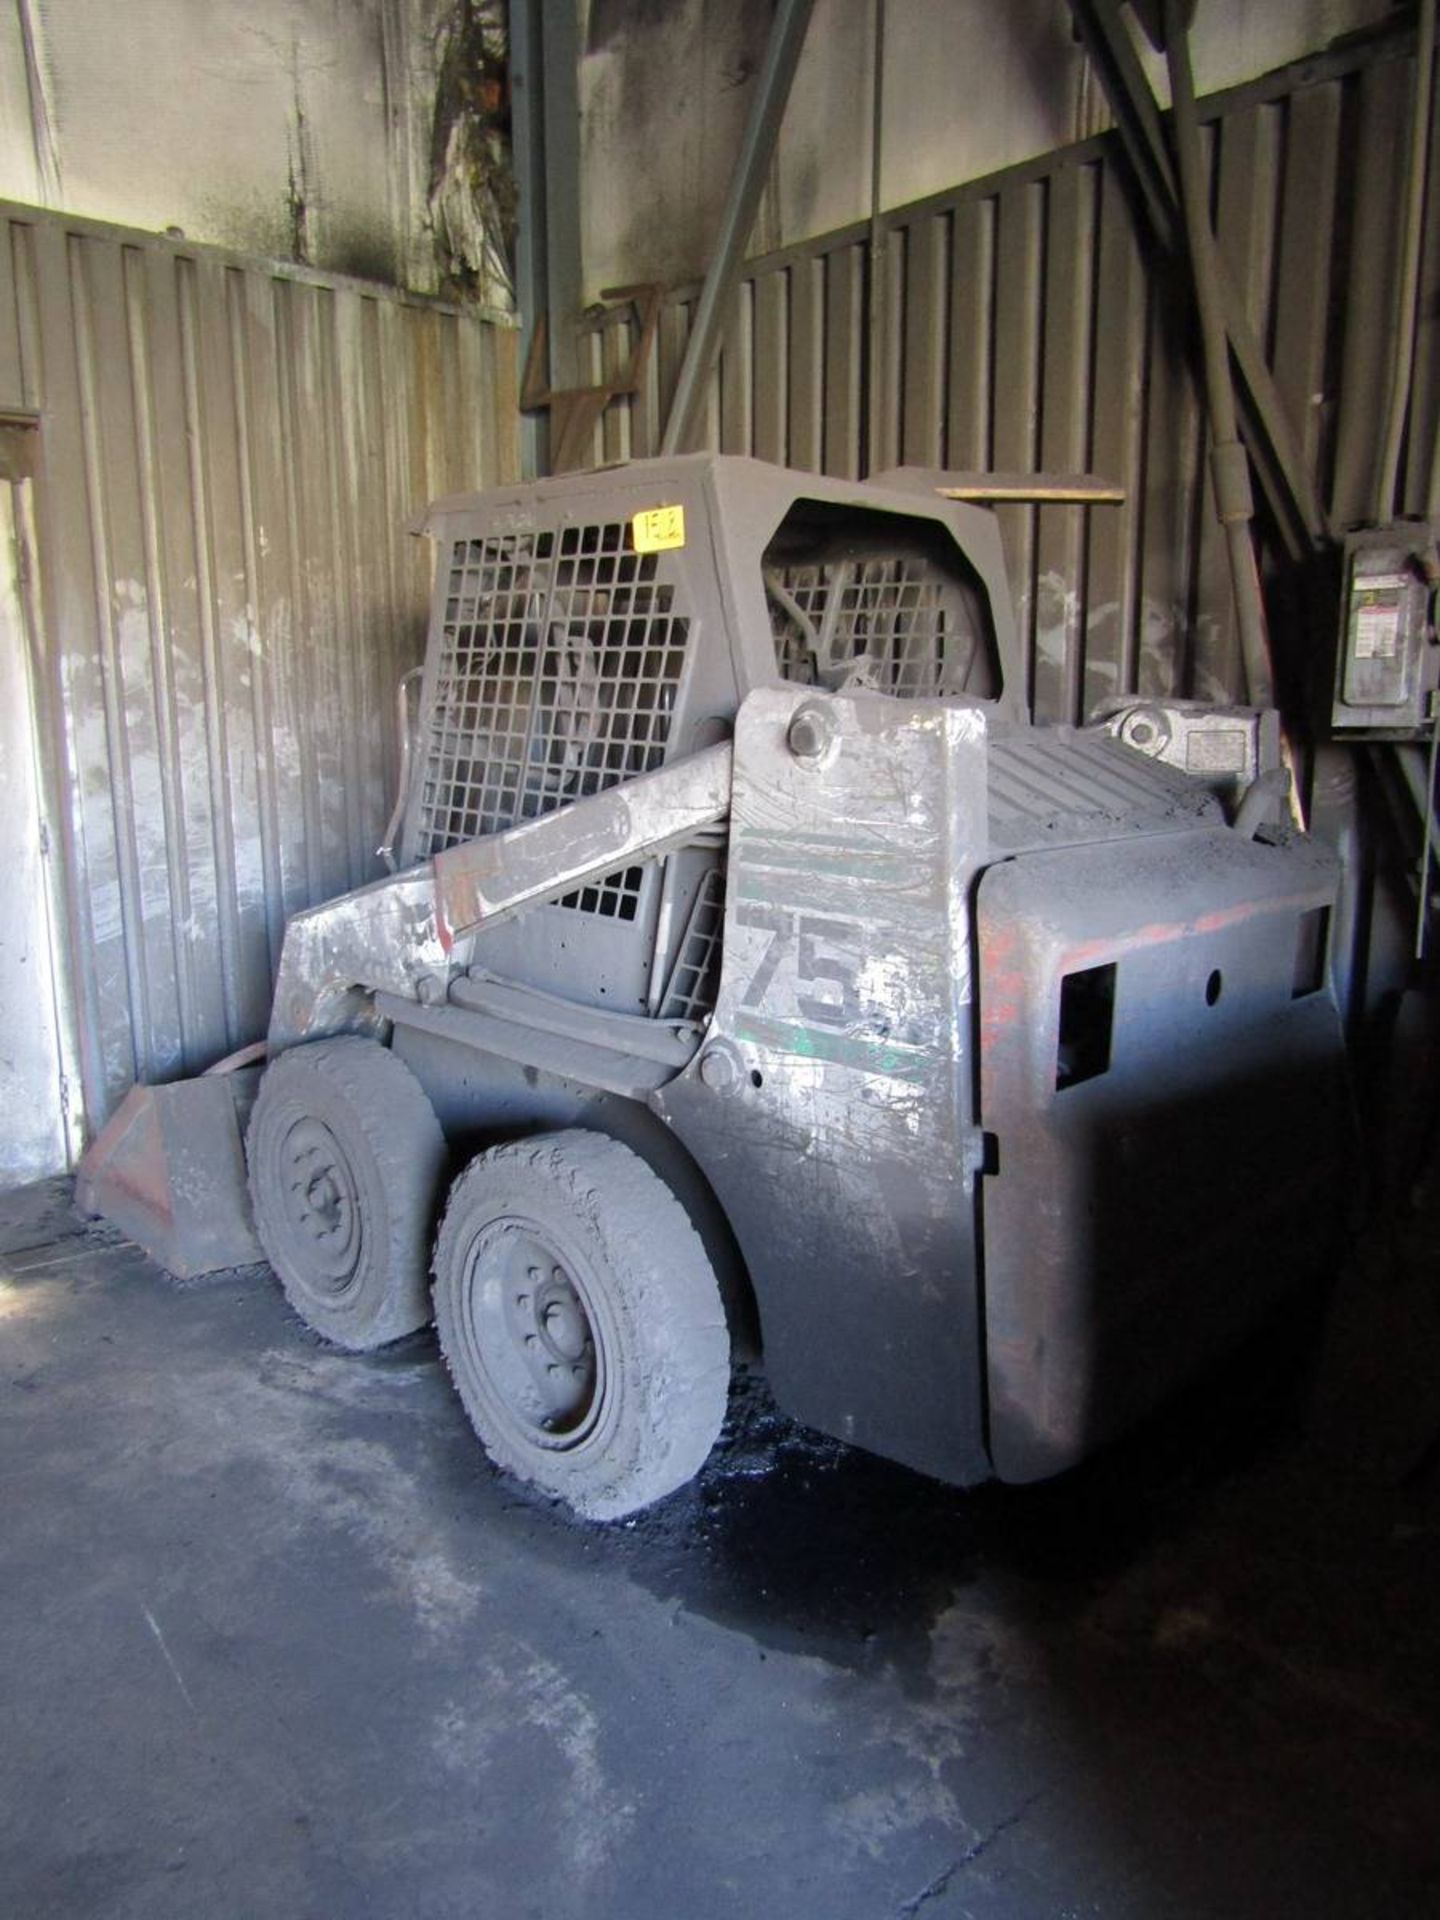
[1331,523,1439,738]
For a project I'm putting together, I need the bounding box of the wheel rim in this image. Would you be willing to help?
[275,1115,364,1295]
[456,1218,604,1452]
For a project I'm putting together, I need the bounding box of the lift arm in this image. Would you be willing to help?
[268,744,734,1049]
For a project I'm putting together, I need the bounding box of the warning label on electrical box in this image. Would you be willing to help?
[1354,599,1402,659]
[1352,572,1408,660]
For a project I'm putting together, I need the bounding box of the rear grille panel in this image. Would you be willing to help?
[413,522,691,879]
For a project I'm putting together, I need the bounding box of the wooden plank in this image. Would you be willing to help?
[787,253,823,473]
[901,212,949,467]
[938,473,1123,502]
[1404,57,1440,514]
[1214,102,1280,335]
[136,244,233,1066]
[654,300,691,459]
[0,218,25,408]
[1330,58,1408,527]
[946,196,995,471]
[21,219,118,1128]
[1191,103,1281,702]
[395,303,439,652]
[1186,118,1240,703]
[991,178,1045,709]
[1083,155,1148,714]
[1135,252,1204,700]
[493,325,521,481]
[361,293,408,873]
[170,251,245,1052]
[822,243,864,478]
[452,299,490,489]
[600,311,634,467]
[244,273,321,919]
[375,299,423,696]
[625,301,661,464]
[873,225,905,474]
[292,284,351,905]
[1033,162,1096,726]
[324,288,369,894]
[1271,82,1341,483]
[752,268,788,467]
[9,220,43,413]
[718,279,752,456]
[350,293,398,873]
[201,256,275,1043]
[85,235,185,1084]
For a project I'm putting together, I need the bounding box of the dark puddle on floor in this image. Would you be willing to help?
[320,1274,1337,1673]
[623,1370,983,1663]
[576,1310,1329,1670]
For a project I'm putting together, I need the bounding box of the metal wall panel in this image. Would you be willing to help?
[0,202,518,1155]
[586,27,1438,728]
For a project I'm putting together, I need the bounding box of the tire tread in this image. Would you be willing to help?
[434,1130,729,1519]
[250,1037,446,1349]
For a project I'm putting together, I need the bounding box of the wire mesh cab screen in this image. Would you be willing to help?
[411,520,691,876]
[763,500,1001,700]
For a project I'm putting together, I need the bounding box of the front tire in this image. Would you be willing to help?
[248,1036,446,1350]
[433,1130,730,1521]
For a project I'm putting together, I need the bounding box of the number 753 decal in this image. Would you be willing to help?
[736,906,860,1028]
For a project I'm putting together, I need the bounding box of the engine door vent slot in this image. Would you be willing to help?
[1055,961,1116,1090]
[1292,905,1330,999]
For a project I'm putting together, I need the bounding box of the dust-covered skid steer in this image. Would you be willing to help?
[81,456,1348,1520]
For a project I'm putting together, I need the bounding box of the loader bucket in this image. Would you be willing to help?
[76,1067,265,1279]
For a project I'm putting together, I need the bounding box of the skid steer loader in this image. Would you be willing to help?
[80,455,1348,1519]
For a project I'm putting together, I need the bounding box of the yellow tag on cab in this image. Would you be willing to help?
[632,504,685,553]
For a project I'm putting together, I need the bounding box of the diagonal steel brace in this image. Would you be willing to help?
[1068,0,1330,560]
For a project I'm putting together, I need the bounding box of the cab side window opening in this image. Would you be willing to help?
[762,499,1003,702]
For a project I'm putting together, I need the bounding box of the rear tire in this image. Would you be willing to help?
[433,1130,730,1521]
[248,1036,446,1350]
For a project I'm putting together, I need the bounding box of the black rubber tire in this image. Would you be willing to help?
[432,1130,730,1521]
[247,1036,447,1350]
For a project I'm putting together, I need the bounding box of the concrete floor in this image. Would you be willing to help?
[3,1178,1439,1920]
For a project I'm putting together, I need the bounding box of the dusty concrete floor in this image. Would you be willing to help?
[2,1177,1439,1920]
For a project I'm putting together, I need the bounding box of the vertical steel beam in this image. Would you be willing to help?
[508,0,548,476]
[660,0,816,456]
[511,0,584,474]
[540,0,584,394]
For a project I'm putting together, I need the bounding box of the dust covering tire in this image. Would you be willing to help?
[248,1036,446,1350]
[433,1130,730,1521]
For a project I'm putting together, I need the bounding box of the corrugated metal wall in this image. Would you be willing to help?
[583,26,1439,726]
[0,202,519,1149]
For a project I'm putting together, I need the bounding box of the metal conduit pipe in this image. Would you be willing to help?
[1377,0,1436,522]
[659,0,815,457]
[1163,0,1274,709]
